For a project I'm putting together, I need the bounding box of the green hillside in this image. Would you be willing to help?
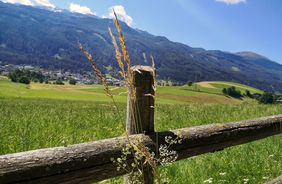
[0,76,263,104]
[184,81,263,94]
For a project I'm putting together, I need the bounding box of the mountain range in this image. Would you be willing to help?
[1,2,282,92]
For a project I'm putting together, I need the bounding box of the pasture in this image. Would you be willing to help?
[0,76,257,104]
[0,76,281,183]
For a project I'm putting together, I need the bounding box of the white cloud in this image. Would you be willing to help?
[1,0,55,8]
[34,0,55,9]
[1,0,33,6]
[69,3,96,15]
[216,0,246,5]
[108,5,133,26]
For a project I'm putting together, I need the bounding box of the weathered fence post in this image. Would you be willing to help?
[125,65,155,184]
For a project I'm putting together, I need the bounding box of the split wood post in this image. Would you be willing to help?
[125,65,155,184]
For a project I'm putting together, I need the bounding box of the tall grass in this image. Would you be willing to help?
[0,98,281,183]
[0,98,124,154]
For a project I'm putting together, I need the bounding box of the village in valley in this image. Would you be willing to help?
[0,61,124,86]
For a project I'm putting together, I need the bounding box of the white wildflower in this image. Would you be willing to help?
[204,178,213,183]
[243,178,249,184]
[219,172,226,176]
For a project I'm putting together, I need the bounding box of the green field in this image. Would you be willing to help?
[0,76,259,104]
[0,77,281,183]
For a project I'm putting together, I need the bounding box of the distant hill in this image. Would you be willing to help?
[1,2,282,92]
[193,81,263,94]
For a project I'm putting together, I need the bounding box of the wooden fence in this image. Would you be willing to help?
[0,66,281,184]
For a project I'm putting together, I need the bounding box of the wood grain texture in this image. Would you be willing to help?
[125,66,155,183]
[126,65,155,134]
[0,115,281,184]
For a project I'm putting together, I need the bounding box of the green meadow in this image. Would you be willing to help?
[0,76,281,183]
[0,76,249,104]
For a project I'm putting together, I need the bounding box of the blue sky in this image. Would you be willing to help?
[2,0,282,63]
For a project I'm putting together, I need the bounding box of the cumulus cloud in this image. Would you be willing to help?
[1,0,55,8]
[1,0,33,6]
[34,0,55,8]
[108,5,133,26]
[216,0,246,5]
[69,3,96,15]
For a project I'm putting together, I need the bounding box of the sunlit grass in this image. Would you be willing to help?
[0,97,281,183]
[0,77,281,183]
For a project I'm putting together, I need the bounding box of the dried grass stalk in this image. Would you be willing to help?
[79,43,120,113]
[112,10,133,88]
[109,27,126,79]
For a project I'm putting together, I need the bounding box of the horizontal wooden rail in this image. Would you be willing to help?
[0,115,281,184]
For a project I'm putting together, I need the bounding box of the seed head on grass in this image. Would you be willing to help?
[109,27,126,79]
[79,43,120,113]
[110,9,141,132]
[112,10,134,90]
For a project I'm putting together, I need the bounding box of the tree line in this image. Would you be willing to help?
[8,69,77,85]
[8,69,46,84]
[222,86,279,104]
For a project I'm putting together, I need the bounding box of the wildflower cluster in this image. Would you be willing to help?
[111,135,182,183]
[157,135,181,165]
